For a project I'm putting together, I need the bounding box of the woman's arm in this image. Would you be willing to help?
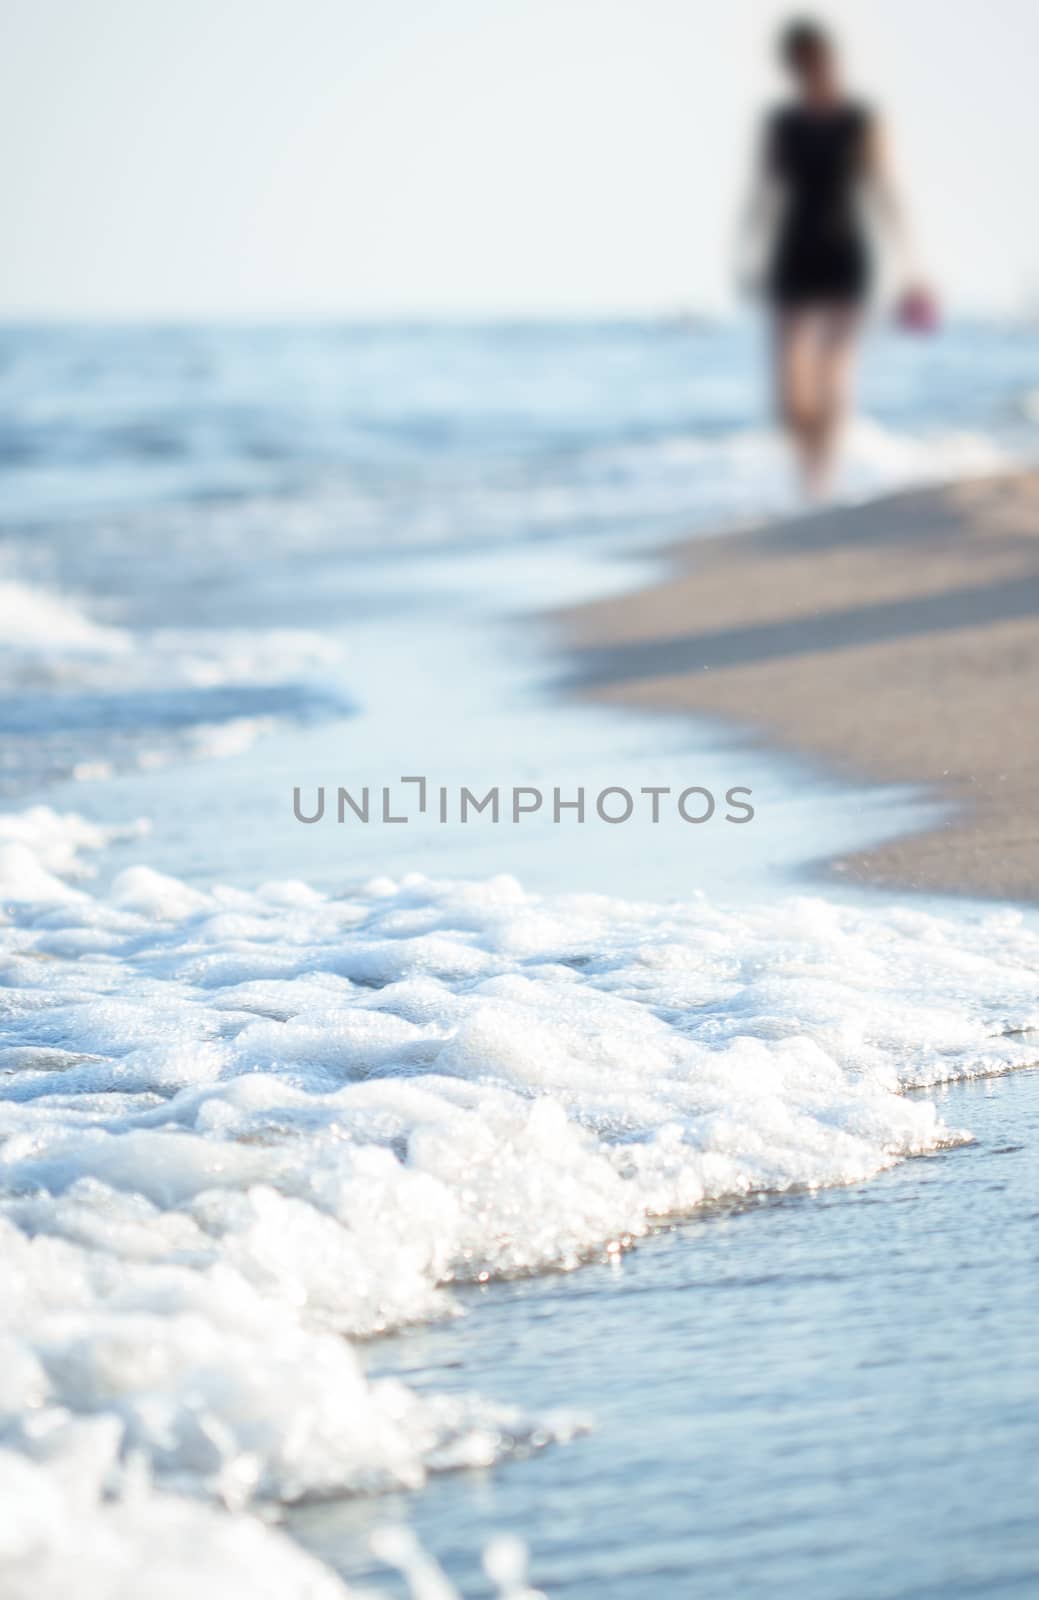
[864,115,919,285]
[733,115,781,300]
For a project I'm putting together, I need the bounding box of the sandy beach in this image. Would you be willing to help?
[559,471,1039,901]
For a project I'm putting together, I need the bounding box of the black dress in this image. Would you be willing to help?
[766,103,872,308]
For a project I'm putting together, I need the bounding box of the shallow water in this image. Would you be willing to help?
[37,543,946,908]
[305,1065,1039,1599]
[2,319,1036,808]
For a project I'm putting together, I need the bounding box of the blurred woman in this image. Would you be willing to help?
[745,18,913,496]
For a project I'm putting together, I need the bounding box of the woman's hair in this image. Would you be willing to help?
[778,18,832,70]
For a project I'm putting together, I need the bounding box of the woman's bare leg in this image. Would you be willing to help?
[773,305,862,498]
[813,304,862,495]
[773,310,828,497]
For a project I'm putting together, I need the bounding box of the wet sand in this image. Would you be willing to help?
[558,472,1039,900]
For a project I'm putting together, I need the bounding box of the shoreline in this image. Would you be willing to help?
[321,1064,1039,1599]
[555,470,1039,903]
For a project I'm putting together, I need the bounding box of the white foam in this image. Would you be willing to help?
[0,807,148,901]
[0,589,342,698]
[0,580,130,654]
[540,415,1014,533]
[0,1440,355,1600]
[2,814,1038,1593]
[0,579,346,786]
[0,1440,536,1600]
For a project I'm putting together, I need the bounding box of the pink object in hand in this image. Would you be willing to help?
[896,286,940,333]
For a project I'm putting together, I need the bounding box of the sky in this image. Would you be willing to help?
[3,0,1037,319]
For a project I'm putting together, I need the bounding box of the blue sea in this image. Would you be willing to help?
[1,319,1038,1599]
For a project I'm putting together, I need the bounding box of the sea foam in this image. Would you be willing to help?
[2,810,1039,1594]
[0,578,348,792]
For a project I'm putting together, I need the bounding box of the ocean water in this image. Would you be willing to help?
[2,320,1039,1598]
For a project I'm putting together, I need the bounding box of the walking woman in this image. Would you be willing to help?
[746,19,917,496]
